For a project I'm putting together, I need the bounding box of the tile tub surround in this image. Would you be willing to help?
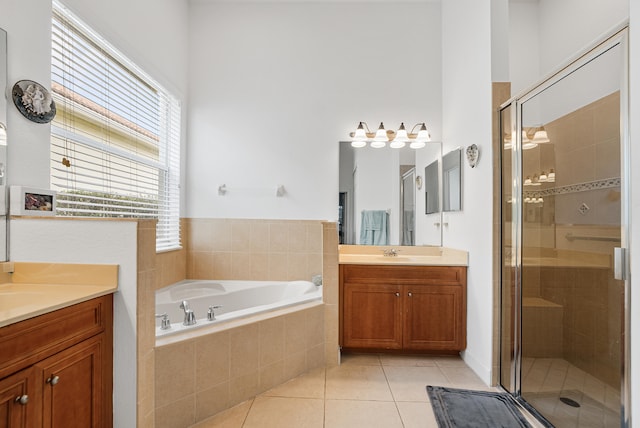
[154,302,325,428]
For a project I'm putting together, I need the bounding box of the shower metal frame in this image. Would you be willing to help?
[498,25,631,427]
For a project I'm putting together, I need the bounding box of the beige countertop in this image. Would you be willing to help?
[0,262,118,328]
[338,245,468,266]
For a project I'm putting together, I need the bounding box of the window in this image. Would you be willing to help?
[50,1,181,251]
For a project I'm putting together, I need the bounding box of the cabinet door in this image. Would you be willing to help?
[343,283,403,349]
[0,367,41,428]
[403,285,466,351]
[37,335,104,428]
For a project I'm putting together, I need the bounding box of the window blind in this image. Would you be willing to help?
[51,1,181,251]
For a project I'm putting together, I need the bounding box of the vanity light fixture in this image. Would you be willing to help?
[350,121,431,149]
[524,176,532,186]
[539,171,548,182]
[531,126,550,144]
[522,130,538,150]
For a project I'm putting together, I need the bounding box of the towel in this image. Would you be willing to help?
[402,210,414,245]
[360,210,389,245]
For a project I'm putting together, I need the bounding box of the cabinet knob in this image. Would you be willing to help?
[395,292,400,297]
[14,395,28,405]
[46,375,60,386]
[408,292,413,297]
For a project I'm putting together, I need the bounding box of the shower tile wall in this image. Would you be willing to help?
[186,218,323,282]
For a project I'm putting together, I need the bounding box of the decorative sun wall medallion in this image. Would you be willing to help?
[12,80,56,124]
[465,144,479,168]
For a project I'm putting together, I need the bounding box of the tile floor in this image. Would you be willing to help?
[189,353,512,428]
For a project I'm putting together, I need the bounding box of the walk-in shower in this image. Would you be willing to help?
[499,27,630,427]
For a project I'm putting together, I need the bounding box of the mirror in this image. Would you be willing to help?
[0,28,7,262]
[442,148,462,212]
[424,159,439,214]
[339,141,442,246]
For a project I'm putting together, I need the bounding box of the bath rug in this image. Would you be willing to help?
[427,386,534,427]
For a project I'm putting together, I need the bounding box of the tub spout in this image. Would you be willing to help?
[179,300,197,326]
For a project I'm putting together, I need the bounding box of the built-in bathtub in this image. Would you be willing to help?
[153,278,326,425]
[155,279,322,337]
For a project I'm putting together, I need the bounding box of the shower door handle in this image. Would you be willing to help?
[614,247,627,281]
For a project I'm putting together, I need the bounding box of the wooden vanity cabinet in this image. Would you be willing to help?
[0,295,113,428]
[340,264,466,353]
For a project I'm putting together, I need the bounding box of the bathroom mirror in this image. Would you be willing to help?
[338,141,442,246]
[442,148,462,212]
[0,28,7,262]
[424,159,439,214]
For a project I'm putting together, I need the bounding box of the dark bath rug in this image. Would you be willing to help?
[427,386,535,428]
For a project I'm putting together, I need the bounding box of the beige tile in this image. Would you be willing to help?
[383,366,449,402]
[284,310,308,355]
[189,220,213,252]
[155,394,195,428]
[307,222,323,252]
[306,304,325,348]
[210,220,232,251]
[307,343,325,370]
[259,317,285,367]
[212,252,233,279]
[190,399,252,428]
[284,351,308,380]
[195,381,231,422]
[440,366,489,390]
[229,371,260,405]
[268,222,289,252]
[262,367,326,399]
[267,253,288,280]
[155,341,195,408]
[324,399,403,428]
[288,222,308,252]
[325,364,393,401]
[286,252,308,281]
[250,221,270,252]
[191,252,214,279]
[230,252,252,279]
[230,324,260,378]
[231,220,251,252]
[380,354,438,367]
[433,356,468,367]
[339,353,381,366]
[396,401,439,428]
[259,360,286,393]
[250,253,268,280]
[243,396,324,428]
[195,331,230,392]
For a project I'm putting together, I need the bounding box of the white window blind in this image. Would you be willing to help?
[51,1,181,251]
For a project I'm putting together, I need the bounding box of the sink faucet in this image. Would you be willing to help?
[383,248,399,257]
[179,300,197,326]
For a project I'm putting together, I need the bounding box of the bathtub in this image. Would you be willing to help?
[155,279,322,337]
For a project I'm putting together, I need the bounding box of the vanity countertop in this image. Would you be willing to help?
[338,245,468,266]
[0,262,118,328]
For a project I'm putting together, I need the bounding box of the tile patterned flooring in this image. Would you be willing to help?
[190,353,499,428]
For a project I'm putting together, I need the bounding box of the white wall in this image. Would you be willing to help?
[186,1,442,221]
[537,0,628,76]
[10,219,138,428]
[442,0,494,384]
[508,1,540,96]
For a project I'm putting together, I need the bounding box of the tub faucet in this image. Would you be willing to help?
[207,305,223,321]
[179,300,197,326]
[383,248,398,257]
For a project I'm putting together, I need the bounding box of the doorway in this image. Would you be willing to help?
[499,28,629,427]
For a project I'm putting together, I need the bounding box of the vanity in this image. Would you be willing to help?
[339,246,468,354]
[0,262,117,427]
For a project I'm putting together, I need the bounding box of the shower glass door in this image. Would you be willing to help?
[500,28,628,427]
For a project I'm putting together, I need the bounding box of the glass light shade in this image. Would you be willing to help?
[351,140,367,148]
[524,197,531,203]
[539,171,548,182]
[391,123,409,148]
[371,122,387,148]
[524,176,532,186]
[522,130,538,150]
[537,197,544,203]
[410,140,426,149]
[547,169,555,182]
[532,129,550,143]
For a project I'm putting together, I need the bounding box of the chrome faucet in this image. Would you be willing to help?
[382,248,399,257]
[155,313,171,330]
[179,300,197,326]
[207,305,223,321]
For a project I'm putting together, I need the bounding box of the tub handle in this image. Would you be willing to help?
[155,313,171,330]
[207,305,223,321]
